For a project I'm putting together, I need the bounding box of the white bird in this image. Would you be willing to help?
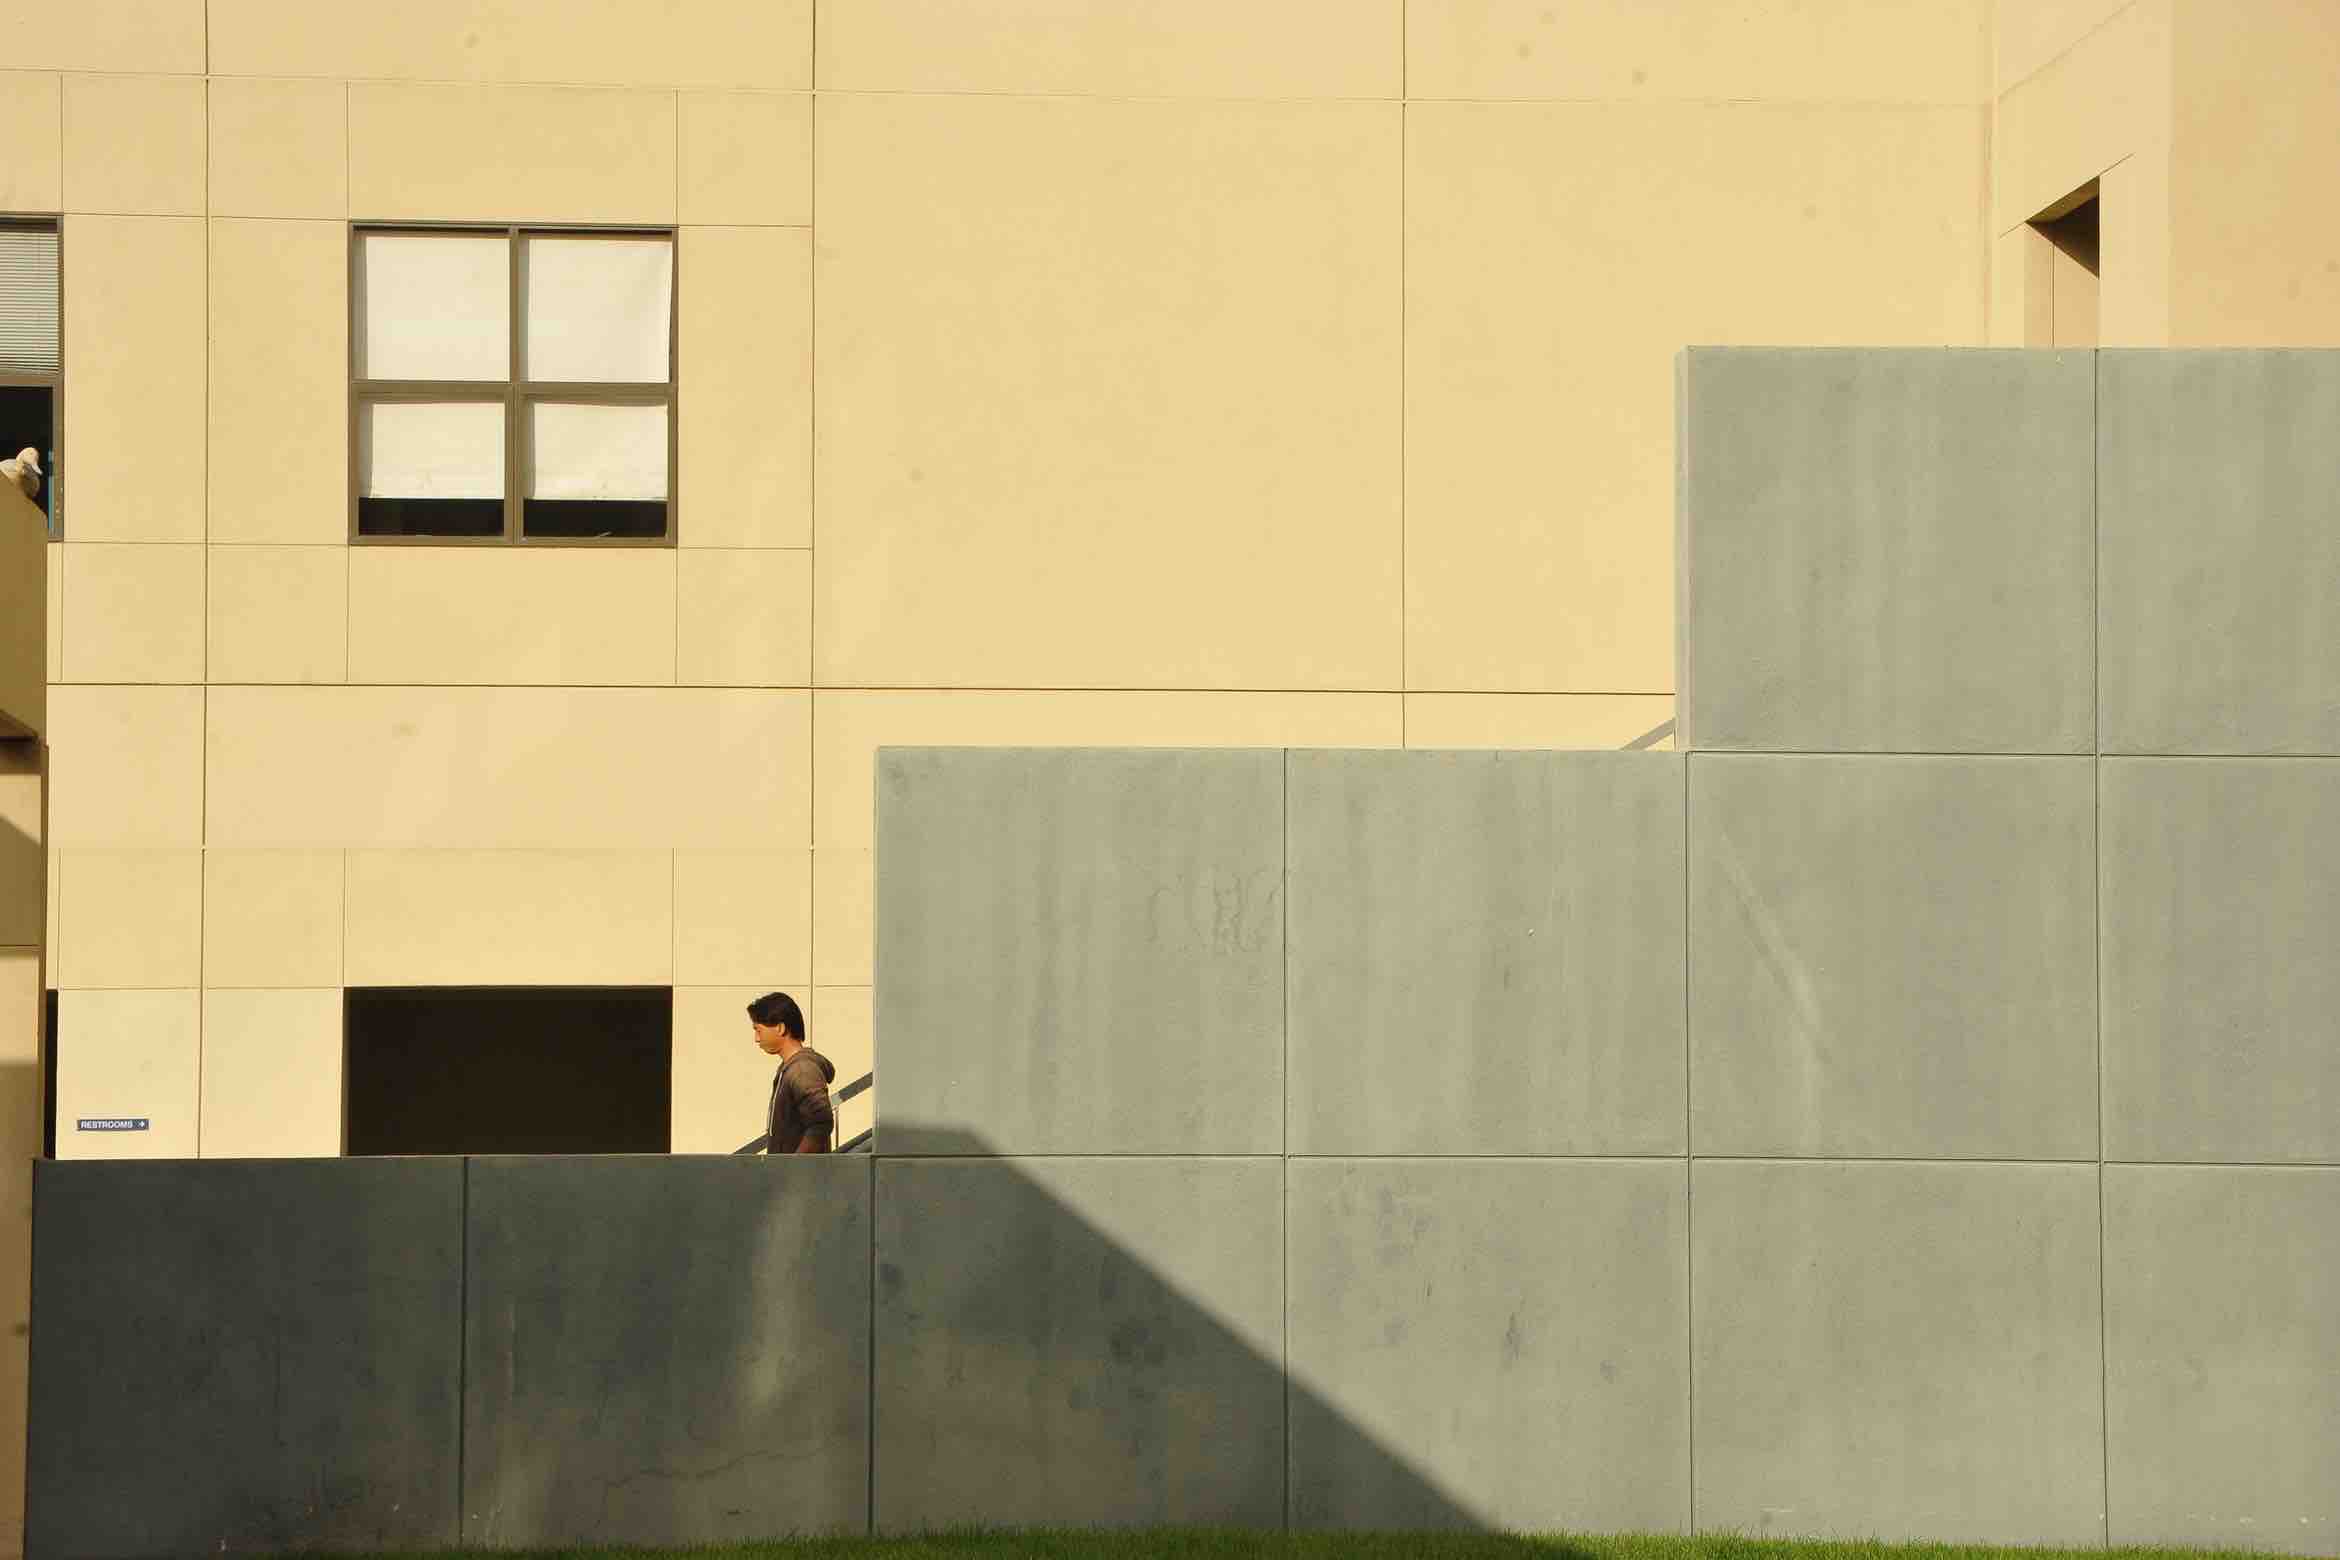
[0,448,39,501]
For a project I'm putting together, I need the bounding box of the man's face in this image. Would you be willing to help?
[750,1021,790,1056]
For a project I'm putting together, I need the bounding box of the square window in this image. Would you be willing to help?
[351,226,674,543]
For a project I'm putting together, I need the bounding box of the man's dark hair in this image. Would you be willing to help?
[746,991,805,1039]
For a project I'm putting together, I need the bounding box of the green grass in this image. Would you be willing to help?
[314,1534,2330,1560]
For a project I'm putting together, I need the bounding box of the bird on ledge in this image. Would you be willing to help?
[0,447,40,501]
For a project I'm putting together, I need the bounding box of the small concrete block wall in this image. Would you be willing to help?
[1675,348,2095,754]
[1286,750,1685,1156]
[26,1159,464,1559]
[2098,351,2340,755]
[1691,1161,2106,1545]
[461,1155,871,1545]
[1688,753,2098,1158]
[873,1157,1286,1531]
[876,748,1285,1156]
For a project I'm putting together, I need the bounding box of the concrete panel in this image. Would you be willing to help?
[464,1155,869,1545]
[0,73,61,212]
[1411,0,1983,101]
[1404,102,1986,695]
[679,93,809,226]
[816,93,1400,691]
[1692,1160,2104,1545]
[1399,694,1676,750]
[1287,1159,1687,1531]
[819,0,1398,96]
[205,545,347,682]
[673,848,810,987]
[58,543,205,684]
[208,79,346,219]
[62,74,203,216]
[208,218,347,545]
[53,849,201,989]
[2104,1165,2340,1552]
[52,990,198,1159]
[1287,751,1685,1156]
[198,989,342,1158]
[343,850,673,988]
[63,216,205,542]
[47,685,204,848]
[211,0,810,89]
[873,1157,1286,1531]
[2099,351,2340,754]
[2101,758,2340,1161]
[205,686,808,850]
[26,1158,461,1558]
[203,850,343,989]
[16,1,203,73]
[1677,347,2094,752]
[1689,754,2097,1159]
[347,548,677,687]
[677,226,810,549]
[1993,1,2169,234]
[677,549,810,686]
[347,84,676,224]
[668,985,777,1155]
[876,749,1282,1155]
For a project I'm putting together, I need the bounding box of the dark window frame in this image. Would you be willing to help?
[0,214,63,538]
[347,222,679,547]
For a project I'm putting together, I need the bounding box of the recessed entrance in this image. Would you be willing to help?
[343,987,672,1156]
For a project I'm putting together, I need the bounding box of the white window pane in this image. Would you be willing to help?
[527,401,668,500]
[0,227,59,377]
[358,233,509,381]
[360,402,505,497]
[521,237,671,384]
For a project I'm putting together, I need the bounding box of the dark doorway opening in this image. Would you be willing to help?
[0,386,54,532]
[343,987,672,1156]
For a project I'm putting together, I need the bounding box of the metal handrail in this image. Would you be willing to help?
[732,1070,873,1156]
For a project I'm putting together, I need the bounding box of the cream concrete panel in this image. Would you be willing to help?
[677,549,808,687]
[348,85,676,225]
[58,544,203,684]
[208,222,345,550]
[2049,241,2100,346]
[0,74,61,211]
[202,850,341,989]
[208,687,808,849]
[679,93,809,227]
[674,848,808,988]
[13,2,203,75]
[54,988,197,1159]
[2099,147,2169,347]
[53,849,200,989]
[44,543,59,684]
[206,546,346,685]
[812,984,873,1147]
[62,216,204,542]
[1402,694,1676,750]
[677,225,808,549]
[46,685,202,847]
[62,75,202,216]
[1407,0,1985,103]
[2167,0,2340,347]
[1993,0,2169,233]
[1996,0,2137,92]
[670,984,776,1154]
[347,548,676,687]
[819,0,1397,97]
[1991,226,2056,345]
[211,0,809,89]
[344,850,672,987]
[814,688,1401,850]
[813,848,871,986]
[0,748,40,949]
[816,94,1402,691]
[208,79,346,219]
[1405,102,1986,694]
[198,988,341,1158]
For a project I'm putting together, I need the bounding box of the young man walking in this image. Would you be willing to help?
[747,991,836,1154]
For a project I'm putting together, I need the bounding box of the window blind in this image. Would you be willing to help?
[0,227,60,378]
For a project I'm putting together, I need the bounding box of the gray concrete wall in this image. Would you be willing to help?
[861,349,2339,1554]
